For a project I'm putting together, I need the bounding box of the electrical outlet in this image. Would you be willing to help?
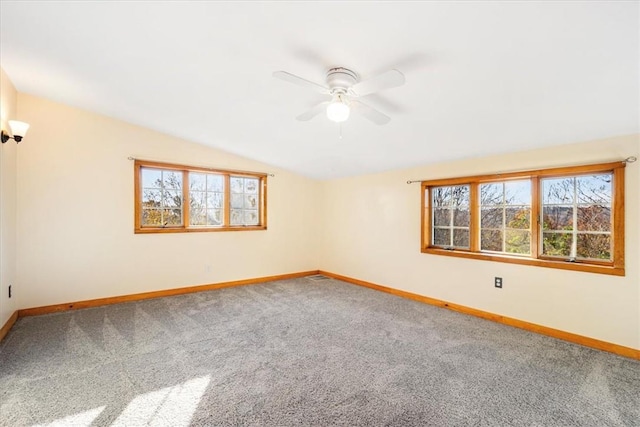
[8,285,12,298]
[495,277,502,288]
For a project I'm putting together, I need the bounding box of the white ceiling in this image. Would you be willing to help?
[1,1,638,179]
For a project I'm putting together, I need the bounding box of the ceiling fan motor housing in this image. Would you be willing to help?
[326,67,358,93]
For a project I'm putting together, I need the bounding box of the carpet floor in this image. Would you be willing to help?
[0,277,638,426]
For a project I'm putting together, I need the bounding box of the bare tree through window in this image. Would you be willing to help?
[420,161,624,276]
[480,180,531,255]
[432,185,470,248]
[189,173,224,226]
[135,160,267,233]
[542,174,612,260]
[141,168,183,226]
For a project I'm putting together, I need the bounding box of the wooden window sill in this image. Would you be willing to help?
[421,247,624,276]
[135,226,267,234]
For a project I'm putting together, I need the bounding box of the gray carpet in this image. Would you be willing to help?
[1,277,638,426]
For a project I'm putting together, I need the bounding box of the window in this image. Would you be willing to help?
[230,176,261,226]
[421,162,625,275]
[541,174,612,261]
[140,168,184,227]
[189,172,224,227]
[480,180,531,255]
[135,160,267,233]
[432,185,470,249]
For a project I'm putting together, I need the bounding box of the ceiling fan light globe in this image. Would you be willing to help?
[326,102,350,123]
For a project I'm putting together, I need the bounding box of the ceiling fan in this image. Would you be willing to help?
[273,67,405,125]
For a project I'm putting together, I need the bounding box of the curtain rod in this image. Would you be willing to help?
[127,156,275,177]
[405,156,637,184]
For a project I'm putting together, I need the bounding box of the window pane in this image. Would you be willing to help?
[481,229,503,252]
[453,208,469,227]
[480,183,502,205]
[505,207,530,229]
[453,229,469,248]
[504,180,531,205]
[452,186,470,206]
[207,192,223,209]
[189,173,206,192]
[577,234,611,260]
[230,177,244,193]
[481,207,503,229]
[163,209,182,226]
[244,178,259,194]
[542,232,572,257]
[163,171,182,190]
[433,228,450,247]
[142,189,161,207]
[542,178,574,204]
[227,176,262,226]
[244,210,259,225]
[207,175,224,192]
[505,230,530,254]
[230,209,243,226]
[207,209,223,226]
[432,187,452,207]
[141,168,162,189]
[142,209,162,226]
[190,191,206,210]
[163,190,182,208]
[190,171,225,224]
[542,206,573,230]
[479,180,531,255]
[433,208,450,227]
[231,193,243,209]
[245,194,258,209]
[577,174,611,204]
[577,206,611,232]
[190,208,205,226]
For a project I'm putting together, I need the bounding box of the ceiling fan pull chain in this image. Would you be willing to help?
[339,123,343,139]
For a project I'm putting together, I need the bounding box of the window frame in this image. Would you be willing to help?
[431,184,472,249]
[134,160,267,233]
[478,179,533,256]
[421,161,625,276]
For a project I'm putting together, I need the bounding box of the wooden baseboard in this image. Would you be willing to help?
[12,268,639,360]
[0,311,18,343]
[319,271,640,361]
[18,270,320,317]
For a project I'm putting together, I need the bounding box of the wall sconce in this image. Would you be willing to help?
[1,120,30,144]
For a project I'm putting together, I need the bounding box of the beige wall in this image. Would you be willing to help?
[16,93,321,308]
[319,134,640,349]
[9,87,640,351]
[0,69,19,327]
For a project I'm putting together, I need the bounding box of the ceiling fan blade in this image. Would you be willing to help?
[351,101,391,125]
[273,71,330,94]
[296,101,330,121]
[350,69,405,96]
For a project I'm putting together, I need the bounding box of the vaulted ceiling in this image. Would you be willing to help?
[1,1,638,179]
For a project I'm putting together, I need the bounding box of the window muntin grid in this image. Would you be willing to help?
[431,185,470,249]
